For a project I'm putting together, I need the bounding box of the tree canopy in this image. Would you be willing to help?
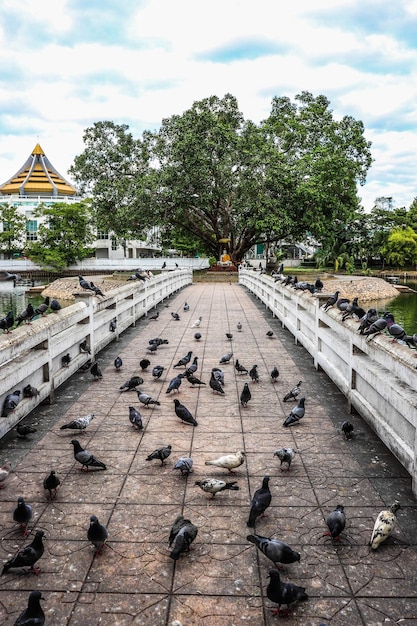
[69,92,373,263]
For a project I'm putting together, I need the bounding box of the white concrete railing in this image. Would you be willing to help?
[0,270,192,439]
[239,269,417,495]
[0,257,210,273]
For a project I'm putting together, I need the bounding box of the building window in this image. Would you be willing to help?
[97,232,109,240]
[111,237,118,251]
[26,220,38,241]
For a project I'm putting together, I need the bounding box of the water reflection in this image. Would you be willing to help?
[369,281,417,336]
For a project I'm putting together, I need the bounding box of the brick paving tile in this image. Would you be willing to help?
[0,282,416,625]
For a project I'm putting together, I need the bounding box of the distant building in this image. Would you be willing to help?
[0,143,161,260]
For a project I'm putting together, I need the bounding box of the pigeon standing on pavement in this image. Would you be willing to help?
[205,451,246,473]
[270,366,279,383]
[16,424,37,438]
[219,352,233,364]
[146,445,172,464]
[1,530,45,576]
[266,568,308,617]
[249,364,259,383]
[70,439,107,471]
[341,421,354,439]
[186,356,198,375]
[237,321,242,332]
[109,318,117,332]
[183,302,190,311]
[43,470,61,500]
[0,462,12,489]
[128,406,143,430]
[324,505,346,541]
[235,359,248,375]
[273,448,297,471]
[173,351,192,368]
[186,372,206,387]
[14,590,45,626]
[173,457,193,476]
[13,496,33,535]
[87,515,108,555]
[140,358,151,370]
[240,382,251,407]
[173,399,198,426]
[119,376,144,391]
[369,501,401,549]
[191,316,202,328]
[152,365,165,380]
[195,478,239,498]
[283,397,305,427]
[210,371,225,395]
[137,390,161,407]
[60,413,95,432]
[171,312,180,321]
[114,356,123,370]
[166,373,184,394]
[283,381,302,402]
[90,361,103,379]
[247,476,272,527]
[169,515,198,560]
[246,534,301,568]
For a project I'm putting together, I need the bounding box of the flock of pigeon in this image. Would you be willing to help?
[0,280,406,623]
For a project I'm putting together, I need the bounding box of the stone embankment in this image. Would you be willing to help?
[314,275,399,301]
[41,275,127,300]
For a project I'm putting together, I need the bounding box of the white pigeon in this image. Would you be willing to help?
[0,462,12,489]
[191,316,202,328]
[273,448,297,471]
[369,501,401,549]
[195,478,239,498]
[205,451,246,472]
[60,413,95,432]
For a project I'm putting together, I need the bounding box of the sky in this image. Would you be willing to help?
[0,0,416,212]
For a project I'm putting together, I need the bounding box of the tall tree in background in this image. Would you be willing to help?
[0,205,26,258]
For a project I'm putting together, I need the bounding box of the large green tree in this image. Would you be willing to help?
[25,201,96,270]
[0,205,26,258]
[380,226,417,269]
[69,92,373,263]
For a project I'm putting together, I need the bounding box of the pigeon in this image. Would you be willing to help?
[247,476,272,527]
[235,359,248,375]
[50,298,61,312]
[205,450,246,473]
[315,277,323,292]
[89,281,105,297]
[324,505,346,540]
[194,332,202,341]
[149,311,159,320]
[358,308,378,334]
[283,397,305,427]
[219,352,233,364]
[23,384,39,398]
[152,365,165,380]
[171,312,180,321]
[43,470,60,500]
[186,356,198,375]
[341,297,365,322]
[237,321,242,332]
[195,478,239,498]
[78,275,94,291]
[90,361,102,379]
[16,303,34,326]
[226,332,233,340]
[283,381,302,402]
[161,261,167,269]
[266,568,308,617]
[146,445,172,464]
[149,337,169,347]
[211,367,224,386]
[173,399,198,426]
[60,413,95,432]
[2,390,21,417]
[70,439,107,471]
[137,390,161,407]
[404,333,417,351]
[119,376,144,391]
[173,351,192,368]
[31,296,50,319]
[240,382,251,407]
[273,448,297,471]
[186,372,206,387]
[270,366,279,383]
[183,302,190,311]
[323,290,340,311]
[14,590,45,626]
[341,421,354,439]
[361,315,387,338]
[16,424,37,438]
[209,371,225,394]
[109,318,117,332]
[383,312,407,342]
[0,462,12,489]
[166,373,184,394]
[191,316,202,328]
[88,515,108,555]
[13,496,33,535]
[79,340,91,354]
[140,358,151,370]
[173,457,193,476]
[0,310,14,333]
[247,534,301,567]
[169,515,198,560]
[249,364,259,383]
[336,297,350,312]
[62,353,71,367]
[369,501,401,549]
[128,406,143,430]
[114,356,123,370]
[1,530,45,576]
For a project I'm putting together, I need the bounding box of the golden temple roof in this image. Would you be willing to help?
[0,143,78,197]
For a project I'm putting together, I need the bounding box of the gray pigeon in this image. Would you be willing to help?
[266,568,308,617]
[16,303,34,326]
[249,364,259,382]
[169,515,198,560]
[137,390,161,407]
[283,381,302,402]
[2,390,21,417]
[166,373,184,394]
[283,397,305,427]
[60,413,95,432]
[270,366,279,383]
[152,365,165,380]
[87,514,108,555]
[119,376,144,391]
[219,352,233,364]
[323,290,340,311]
[186,356,198,375]
[128,406,143,430]
[14,590,45,626]
[273,448,297,471]
[247,534,301,567]
[211,367,224,386]
[324,505,346,540]
[240,382,251,407]
[247,476,271,527]
[1,530,45,576]
[70,439,107,471]
[173,457,193,476]
[235,360,248,375]
[114,356,123,370]
[13,496,33,535]
[209,371,225,395]
[173,399,198,426]
[173,351,192,368]
[146,445,172,464]
[23,384,40,398]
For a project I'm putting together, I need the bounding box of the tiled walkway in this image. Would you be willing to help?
[0,282,416,625]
